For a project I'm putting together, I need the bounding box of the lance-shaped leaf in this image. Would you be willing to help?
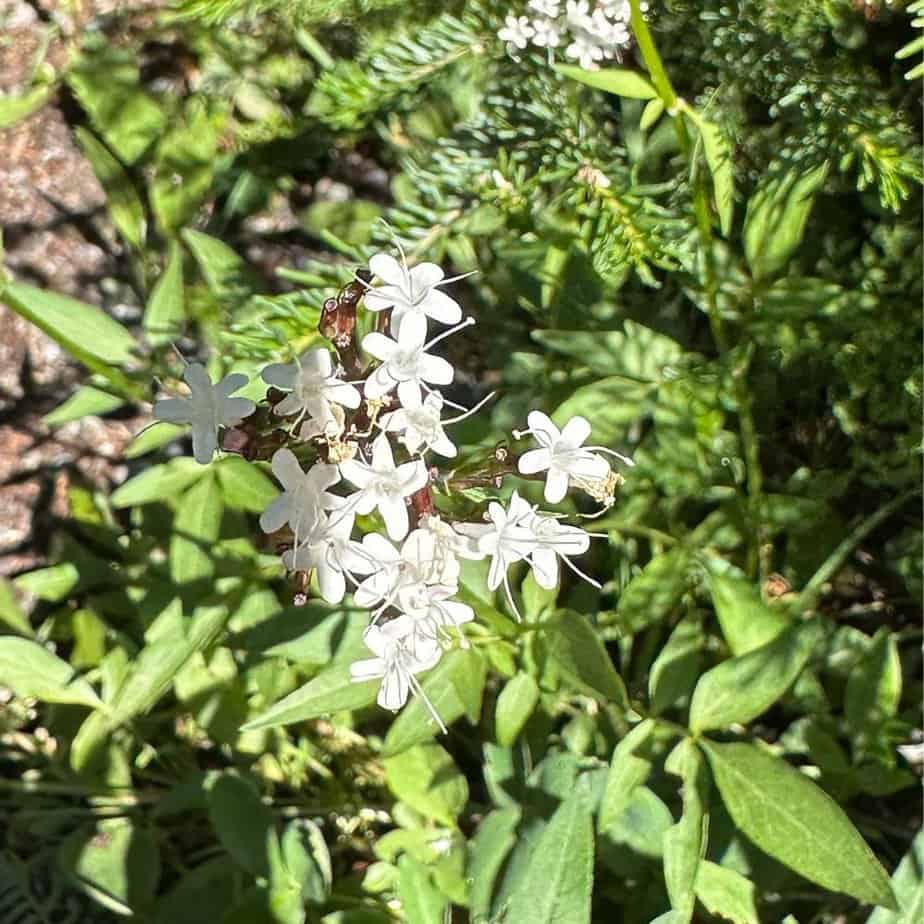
[598,719,655,833]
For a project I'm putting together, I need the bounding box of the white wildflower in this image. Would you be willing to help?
[259,449,340,540]
[529,0,562,16]
[262,347,361,422]
[153,363,255,465]
[532,17,564,48]
[498,14,535,50]
[514,410,632,504]
[363,314,473,410]
[339,434,429,541]
[363,251,465,334]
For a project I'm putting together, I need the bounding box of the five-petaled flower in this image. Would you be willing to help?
[153,363,255,465]
[259,449,340,543]
[262,347,360,423]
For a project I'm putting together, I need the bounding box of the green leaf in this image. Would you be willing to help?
[216,456,279,513]
[641,97,666,131]
[614,550,691,633]
[397,855,447,924]
[649,620,704,715]
[505,791,594,924]
[689,621,821,733]
[182,229,258,297]
[383,648,486,755]
[67,45,166,163]
[383,743,469,826]
[13,562,79,601]
[599,719,655,833]
[170,474,224,585]
[0,636,103,708]
[702,740,896,908]
[0,578,33,636]
[545,611,628,709]
[495,672,540,746]
[276,819,332,905]
[124,422,187,459]
[43,385,125,427]
[706,559,790,655]
[144,241,186,345]
[556,64,658,99]
[743,162,829,281]
[867,830,923,924]
[844,631,902,756]
[605,786,674,858]
[59,819,160,915]
[112,458,204,507]
[469,807,521,922]
[0,84,52,129]
[663,740,709,923]
[242,663,379,730]
[75,128,146,251]
[207,773,274,877]
[694,861,759,924]
[699,119,735,236]
[2,282,137,373]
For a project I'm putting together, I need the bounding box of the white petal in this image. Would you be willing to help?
[191,418,218,464]
[526,410,559,447]
[397,379,423,410]
[418,353,454,386]
[363,532,401,563]
[559,415,592,449]
[362,332,399,362]
[326,380,361,409]
[350,657,386,682]
[369,253,407,288]
[271,449,302,490]
[416,288,462,325]
[274,393,303,417]
[397,460,429,494]
[262,361,297,391]
[215,372,249,399]
[301,348,332,379]
[379,495,410,541]
[259,494,291,534]
[339,459,374,489]
[430,432,457,458]
[364,366,396,399]
[396,312,428,348]
[221,396,255,424]
[562,451,609,481]
[487,553,507,591]
[184,363,212,390]
[317,562,346,604]
[371,434,396,471]
[441,600,474,626]
[544,467,570,504]
[409,261,444,289]
[517,447,552,475]
[378,665,410,711]
[530,548,559,589]
[364,286,405,313]
[153,397,192,424]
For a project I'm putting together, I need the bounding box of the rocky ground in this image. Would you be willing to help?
[0,1,154,575]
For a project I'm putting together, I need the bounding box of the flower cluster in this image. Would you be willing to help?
[152,246,631,724]
[499,0,640,70]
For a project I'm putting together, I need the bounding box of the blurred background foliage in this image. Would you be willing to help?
[0,0,921,922]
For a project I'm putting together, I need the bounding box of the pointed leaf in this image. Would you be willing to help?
[495,672,540,746]
[384,743,469,826]
[556,64,658,99]
[170,474,223,585]
[469,807,521,922]
[144,241,186,345]
[0,637,103,708]
[599,719,655,832]
[694,861,759,924]
[703,740,896,908]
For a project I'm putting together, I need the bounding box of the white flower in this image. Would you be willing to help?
[532,17,563,48]
[363,251,464,335]
[282,504,371,603]
[339,434,429,540]
[349,617,443,714]
[456,492,539,606]
[418,513,485,565]
[259,450,340,540]
[262,348,360,421]
[600,0,631,21]
[153,363,255,465]
[529,0,561,16]
[397,580,474,639]
[519,507,595,590]
[381,392,457,457]
[565,32,606,69]
[352,532,406,610]
[498,14,535,50]
[514,410,632,504]
[565,0,592,28]
[363,314,471,410]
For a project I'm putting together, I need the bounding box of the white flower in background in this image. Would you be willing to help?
[282,505,372,603]
[363,251,465,334]
[565,31,606,68]
[499,14,535,50]
[514,410,633,504]
[397,580,475,638]
[339,434,429,541]
[153,363,256,465]
[363,314,471,410]
[262,348,360,421]
[418,513,485,565]
[532,17,563,47]
[529,0,562,16]
[259,449,340,539]
[350,617,444,721]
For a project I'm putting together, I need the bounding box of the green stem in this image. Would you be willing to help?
[630,4,766,576]
[793,489,919,613]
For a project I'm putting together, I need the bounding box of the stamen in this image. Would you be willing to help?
[444,391,497,425]
[408,672,447,734]
[560,554,603,590]
[502,570,524,622]
[587,445,635,466]
[424,316,476,351]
